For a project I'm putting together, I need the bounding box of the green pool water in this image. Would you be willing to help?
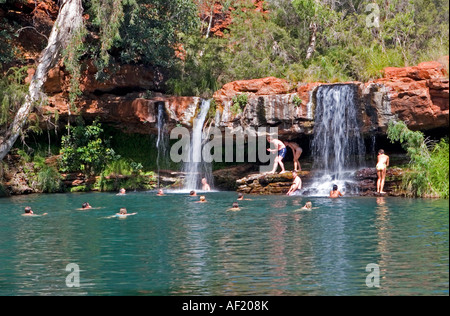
[0,191,448,296]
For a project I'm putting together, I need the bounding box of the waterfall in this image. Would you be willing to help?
[183,99,213,191]
[305,84,365,196]
[156,101,169,188]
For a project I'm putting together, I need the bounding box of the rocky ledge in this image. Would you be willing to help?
[234,168,406,196]
[236,171,312,195]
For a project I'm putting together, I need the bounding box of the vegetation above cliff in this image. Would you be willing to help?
[2,0,448,97]
[168,0,449,96]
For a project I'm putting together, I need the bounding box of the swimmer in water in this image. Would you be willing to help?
[300,201,312,210]
[156,189,165,196]
[237,193,252,201]
[294,201,318,212]
[196,196,207,203]
[116,188,126,195]
[22,206,47,216]
[329,184,344,198]
[228,202,240,212]
[107,208,137,218]
[81,202,92,209]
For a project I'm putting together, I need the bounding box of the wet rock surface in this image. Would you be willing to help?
[233,167,406,196]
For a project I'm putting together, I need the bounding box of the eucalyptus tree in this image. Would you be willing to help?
[0,0,84,161]
[0,0,200,161]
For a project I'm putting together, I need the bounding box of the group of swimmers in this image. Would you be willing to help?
[21,146,390,216]
[157,189,313,212]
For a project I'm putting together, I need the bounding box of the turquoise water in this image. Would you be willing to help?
[0,191,448,296]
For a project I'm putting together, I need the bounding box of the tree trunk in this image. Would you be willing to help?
[0,0,83,161]
[305,21,318,60]
[205,6,214,39]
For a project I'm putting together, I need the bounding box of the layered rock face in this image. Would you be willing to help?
[366,58,449,132]
[210,59,448,138]
[212,77,315,137]
[7,1,449,140]
[39,57,448,139]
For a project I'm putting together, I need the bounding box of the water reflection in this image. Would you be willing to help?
[0,193,448,295]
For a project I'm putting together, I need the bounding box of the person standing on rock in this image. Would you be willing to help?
[201,177,211,191]
[267,135,286,174]
[284,141,303,171]
[376,149,389,194]
[286,171,302,196]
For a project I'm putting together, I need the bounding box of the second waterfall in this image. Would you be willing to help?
[306,84,366,195]
[182,99,214,191]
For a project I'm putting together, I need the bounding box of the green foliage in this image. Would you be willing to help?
[95,158,156,191]
[291,0,338,29]
[166,35,223,97]
[221,1,298,82]
[387,120,429,163]
[231,93,248,115]
[0,67,29,127]
[36,165,62,193]
[59,118,118,175]
[387,120,449,198]
[169,0,448,95]
[88,0,137,68]
[206,98,217,121]
[62,25,88,110]
[0,66,45,144]
[292,95,302,107]
[102,158,143,177]
[70,185,90,193]
[427,138,449,198]
[0,26,17,66]
[84,0,199,70]
[106,129,179,171]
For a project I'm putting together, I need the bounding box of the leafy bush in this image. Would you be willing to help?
[427,138,449,198]
[29,154,62,193]
[37,165,62,193]
[102,158,143,177]
[387,120,449,198]
[166,35,223,97]
[59,118,118,176]
[95,158,156,192]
